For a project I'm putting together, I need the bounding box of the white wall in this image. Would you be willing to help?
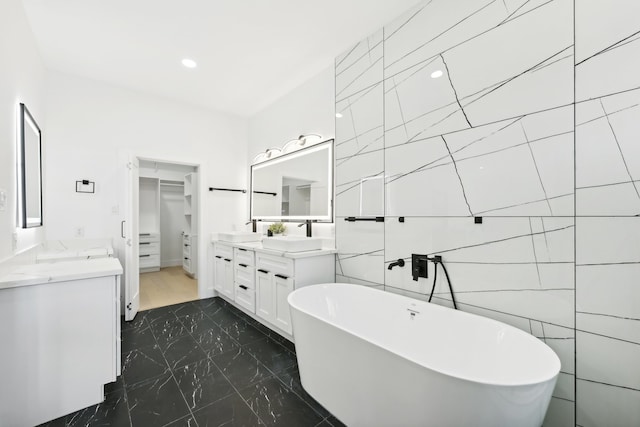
[247,66,336,239]
[248,66,335,160]
[44,71,249,294]
[0,0,46,261]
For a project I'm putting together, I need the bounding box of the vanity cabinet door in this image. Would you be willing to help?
[256,269,275,323]
[214,256,234,299]
[274,274,294,334]
[214,256,225,292]
[222,258,234,299]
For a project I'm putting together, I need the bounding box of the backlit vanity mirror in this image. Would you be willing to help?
[18,103,43,228]
[251,139,333,221]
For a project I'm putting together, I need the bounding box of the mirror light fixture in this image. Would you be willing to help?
[252,133,324,164]
[282,133,322,153]
[336,112,343,118]
[252,147,282,164]
[431,70,443,79]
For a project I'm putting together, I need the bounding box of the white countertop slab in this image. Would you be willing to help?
[36,239,114,262]
[212,239,337,259]
[0,257,123,290]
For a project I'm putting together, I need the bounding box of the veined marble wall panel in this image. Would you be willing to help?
[334,30,385,286]
[575,217,640,427]
[384,0,551,77]
[575,0,640,102]
[335,220,384,286]
[335,83,384,160]
[576,88,640,216]
[384,0,573,148]
[336,30,383,101]
[385,106,574,216]
[384,217,574,328]
[333,0,640,424]
[575,1,640,425]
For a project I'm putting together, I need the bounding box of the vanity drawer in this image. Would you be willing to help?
[256,253,294,278]
[214,243,234,259]
[234,248,254,267]
[139,233,159,243]
[234,264,255,289]
[139,242,159,256]
[234,283,255,313]
[139,254,160,268]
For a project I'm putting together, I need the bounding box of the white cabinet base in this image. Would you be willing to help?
[213,241,335,341]
[0,275,120,427]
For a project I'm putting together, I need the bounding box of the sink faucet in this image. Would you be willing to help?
[245,219,257,232]
[298,220,312,237]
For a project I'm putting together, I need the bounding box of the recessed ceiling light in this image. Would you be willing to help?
[182,58,197,68]
[335,113,343,118]
[431,70,443,79]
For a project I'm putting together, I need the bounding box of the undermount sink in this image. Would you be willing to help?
[217,231,262,243]
[262,236,323,252]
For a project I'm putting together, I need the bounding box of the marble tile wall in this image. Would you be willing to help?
[334,1,640,426]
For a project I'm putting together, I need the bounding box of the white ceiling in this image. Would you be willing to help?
[21,0,421,117]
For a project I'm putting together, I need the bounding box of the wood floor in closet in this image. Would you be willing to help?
[139,266,198,311]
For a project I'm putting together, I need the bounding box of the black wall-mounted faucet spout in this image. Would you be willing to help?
[388,259,405,270]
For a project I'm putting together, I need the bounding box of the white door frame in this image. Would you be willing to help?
[123,154,203,320]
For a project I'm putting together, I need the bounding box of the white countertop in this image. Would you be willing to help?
[36,239,114,262]
[212,239,337,259]
[0,257,123,290]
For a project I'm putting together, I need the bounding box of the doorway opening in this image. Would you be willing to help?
[138,159,199,310]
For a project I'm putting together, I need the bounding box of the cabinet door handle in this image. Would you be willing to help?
[257,269,269,274]
[238,263,248,268]
[224,258,232,262]
[184,257,189,260]
[184,244,189,247]
[121,221,126,238]
[239,285,248,290]
[215,255,222,259]
[140,254,150,258]
[275,274,289,279]
[238,248,247,252]
[140,242,150,245]
[140,233,151,236]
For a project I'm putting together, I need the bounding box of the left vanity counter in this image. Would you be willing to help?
[0,257,123,427]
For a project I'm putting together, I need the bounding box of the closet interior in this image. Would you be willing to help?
[138,160,199,309]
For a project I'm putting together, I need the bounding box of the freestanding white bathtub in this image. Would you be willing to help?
[288,284,560,427]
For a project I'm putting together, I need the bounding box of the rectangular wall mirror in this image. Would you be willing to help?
[251,139,333,221]
[19,103,43,228]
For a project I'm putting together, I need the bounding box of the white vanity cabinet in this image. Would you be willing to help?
[0,258,122,427]
[213,243,234,299]
[212,239,335,339]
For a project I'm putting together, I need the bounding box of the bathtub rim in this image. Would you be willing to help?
[288,282,561,388]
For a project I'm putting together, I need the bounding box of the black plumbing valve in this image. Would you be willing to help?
[411,254,428,281]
